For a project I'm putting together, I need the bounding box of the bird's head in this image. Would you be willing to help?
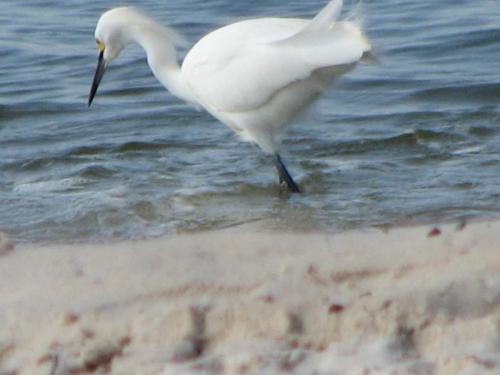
[88,7,138,106]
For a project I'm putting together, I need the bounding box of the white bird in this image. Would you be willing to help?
[88,0,371,193]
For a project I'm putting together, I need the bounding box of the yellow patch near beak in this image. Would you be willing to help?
[97,41,105,53]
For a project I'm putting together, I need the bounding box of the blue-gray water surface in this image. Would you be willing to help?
[1,0,499,243]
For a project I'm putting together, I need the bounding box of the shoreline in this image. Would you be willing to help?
[1,220,499,374]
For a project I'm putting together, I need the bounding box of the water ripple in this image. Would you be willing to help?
[1,0,499,243]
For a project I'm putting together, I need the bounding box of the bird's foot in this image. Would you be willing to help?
[275,154,301,193]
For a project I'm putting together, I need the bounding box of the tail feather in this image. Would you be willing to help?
[305,0,343,32]
[276,21,370,69]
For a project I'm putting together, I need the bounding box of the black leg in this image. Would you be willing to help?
[274,153,301,193]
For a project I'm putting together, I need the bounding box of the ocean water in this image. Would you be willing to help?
[1,0,499,243]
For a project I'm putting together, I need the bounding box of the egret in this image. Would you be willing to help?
[88,0,371,193]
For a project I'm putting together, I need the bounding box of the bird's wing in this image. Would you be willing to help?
[182,0,369,113]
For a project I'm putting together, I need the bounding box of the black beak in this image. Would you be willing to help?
[88,51,106,107]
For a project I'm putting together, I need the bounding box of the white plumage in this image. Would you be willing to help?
[88,0,371,192]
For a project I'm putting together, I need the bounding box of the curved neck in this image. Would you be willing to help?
[130,20,197,106]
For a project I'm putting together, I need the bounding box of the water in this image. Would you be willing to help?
[1,0,499,243]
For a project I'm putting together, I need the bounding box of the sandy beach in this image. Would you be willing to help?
[1,220,499,374]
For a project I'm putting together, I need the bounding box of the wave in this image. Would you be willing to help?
[410,83,500,104]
